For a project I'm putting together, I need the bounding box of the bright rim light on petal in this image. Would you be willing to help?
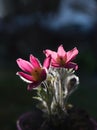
[16,72,32,83]
[16,58,33,72]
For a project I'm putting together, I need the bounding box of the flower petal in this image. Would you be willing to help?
[16,72,33,83]
[43,50,52,57]
[16,58,33,73]
[66,47,78,62]
[51,61,61,67]
[57,45,66,57]
[65,62,78,70]
[44,50,57,59]
[41,69,47,81]
[43,55,51,69]
[30,54,41,68]
[27,82,40,90]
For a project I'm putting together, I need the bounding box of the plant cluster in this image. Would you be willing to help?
[16,45,79,120]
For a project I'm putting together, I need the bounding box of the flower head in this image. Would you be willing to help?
[16,54,51,90]
[44,45,78,70]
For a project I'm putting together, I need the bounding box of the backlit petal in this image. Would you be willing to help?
[43,50,53,57]
[44,50,57,59]
[66,47,78,62]
[16,58,33,73]
[30,54,41,68]
[65,62,78,70]
[43,55,51,69]
[51,62,61,67]
[16,72,33,83]
[57,45,66,57]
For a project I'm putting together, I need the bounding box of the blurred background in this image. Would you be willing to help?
[0,0,97,129]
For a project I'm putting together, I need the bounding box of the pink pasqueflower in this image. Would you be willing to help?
[16,54,51,90]
[44,45,78,70]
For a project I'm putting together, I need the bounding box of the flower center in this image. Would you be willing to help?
[56,56,66,66]
[31,67,46,82]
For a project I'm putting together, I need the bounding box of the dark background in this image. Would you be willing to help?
[0,0,97,129]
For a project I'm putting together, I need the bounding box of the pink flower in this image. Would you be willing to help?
[44,45,78,70]
[16,54,51,90]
